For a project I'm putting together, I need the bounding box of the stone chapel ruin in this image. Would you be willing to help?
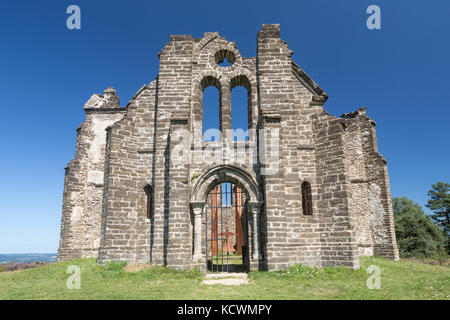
[58,24,399,271]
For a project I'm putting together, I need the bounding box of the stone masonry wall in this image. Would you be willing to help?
[342,114,374,256]
[340,108,399,260]
[97,81,158,264]
[58,88,125,260]
[312,111,360,268]
[59,25,399,270]
[257,25,291,270]
[357,111,399,259]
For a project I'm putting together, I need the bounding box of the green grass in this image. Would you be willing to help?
[209,253,243,265]
[0,257,448,300]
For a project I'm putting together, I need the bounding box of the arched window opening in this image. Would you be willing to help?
[301,182,312,216]
[231,86,249,141]
[203,86,220,142]
[144,185,153,220]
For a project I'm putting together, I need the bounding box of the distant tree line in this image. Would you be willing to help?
[393,182,449,258]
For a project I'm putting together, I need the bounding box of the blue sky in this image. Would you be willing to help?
[0,0,448,253]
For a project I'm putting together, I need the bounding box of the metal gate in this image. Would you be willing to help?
[205,183,248,272]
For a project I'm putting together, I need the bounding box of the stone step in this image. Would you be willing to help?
[202,278,249,286]
[202,272,249,285]
[204,272,248,280]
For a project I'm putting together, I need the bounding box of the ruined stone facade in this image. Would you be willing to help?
[58,25,399,271]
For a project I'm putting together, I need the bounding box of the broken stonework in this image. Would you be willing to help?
[83,86,120,110]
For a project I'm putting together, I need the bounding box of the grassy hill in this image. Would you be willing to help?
[0,256,448,300]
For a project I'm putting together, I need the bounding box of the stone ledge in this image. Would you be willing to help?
[137,149,154,154]
[297,145,315,150]
[170,112,189,125]
[84,108,127,114]
[350,178,377,184]
[262,110,281,122]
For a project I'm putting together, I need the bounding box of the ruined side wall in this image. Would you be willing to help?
[358,114,399,260]
[98,82,157,263]
[342,115,373,256]
[312,111,359,268]
[283,62,329,267]
[286,85,323,267]
[340,109,399,260]
[58,88,124,260]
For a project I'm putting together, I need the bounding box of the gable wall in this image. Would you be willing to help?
[59,25,399,270]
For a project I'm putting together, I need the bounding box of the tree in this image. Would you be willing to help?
[393,197,447,257]
[426,182,450,236]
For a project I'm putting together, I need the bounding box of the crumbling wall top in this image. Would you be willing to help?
[83,87,120,110]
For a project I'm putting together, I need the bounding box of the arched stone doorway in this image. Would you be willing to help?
[190,165,262,272]
[205,182,248,272]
